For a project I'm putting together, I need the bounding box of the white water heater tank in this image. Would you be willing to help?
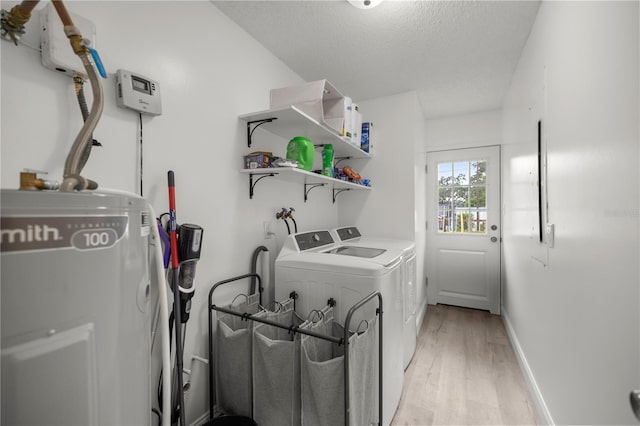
[1,189,152,425]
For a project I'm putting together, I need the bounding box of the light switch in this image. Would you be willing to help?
[545,223,555,248]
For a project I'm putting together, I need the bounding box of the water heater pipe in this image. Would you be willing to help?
[59,12,103,191]
[3,0,104,192]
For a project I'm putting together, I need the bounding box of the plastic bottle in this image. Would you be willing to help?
[322,144,334,177]
[286,136,315,171]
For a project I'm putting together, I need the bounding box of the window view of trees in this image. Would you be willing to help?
[438,161,487,233]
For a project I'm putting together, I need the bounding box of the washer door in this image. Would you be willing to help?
[323,246,386,258]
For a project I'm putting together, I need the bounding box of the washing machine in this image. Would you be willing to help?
[275,230,404,426]
[332,226,417,369]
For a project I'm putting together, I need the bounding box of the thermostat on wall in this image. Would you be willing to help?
[116,69,162,116]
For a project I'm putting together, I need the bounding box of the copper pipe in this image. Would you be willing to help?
[13,1,39,19]
[2,0,40,43]
[50,0,72,26]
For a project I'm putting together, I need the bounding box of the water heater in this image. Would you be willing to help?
[1,189,152,425]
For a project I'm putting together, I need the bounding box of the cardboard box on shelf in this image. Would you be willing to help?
[270,80,345,135]
[244,152,273,169]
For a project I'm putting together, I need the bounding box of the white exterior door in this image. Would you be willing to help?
[426,146,501,314]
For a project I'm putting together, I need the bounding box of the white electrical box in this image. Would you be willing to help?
[40,3,96,76]
[115,69,162,116]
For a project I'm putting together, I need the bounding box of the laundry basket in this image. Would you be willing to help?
[216,292,264,418]
[252,298,305,426]
[300,306,379,426]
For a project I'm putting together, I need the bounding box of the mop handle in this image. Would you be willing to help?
[167,170,186,426]
[168,171,179,269]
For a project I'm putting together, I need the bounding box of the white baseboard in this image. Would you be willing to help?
[191,411,211,426]
[415,299,428,332]
[501,307,554,426]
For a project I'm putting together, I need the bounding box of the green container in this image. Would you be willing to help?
[322,144,334,177]
[286,136,315,171]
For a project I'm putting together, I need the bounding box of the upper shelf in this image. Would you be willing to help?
[239,106,372,159]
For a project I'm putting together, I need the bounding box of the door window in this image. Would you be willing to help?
[437,160,487,234]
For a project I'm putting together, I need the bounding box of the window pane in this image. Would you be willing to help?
[438,162,453,186]
[470,210,487,233]
[439,187,452,207]
[438,209,453,232]
[471,161,486,184]
[454,209,470,233]
[453,186,468,207]
[454,162,469,185]
[470,186,486,208]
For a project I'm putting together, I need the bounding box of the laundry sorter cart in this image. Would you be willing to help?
[207,273,383,426]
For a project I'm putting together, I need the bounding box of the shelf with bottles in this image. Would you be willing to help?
[239,105,371,160]
[239,167,371,203]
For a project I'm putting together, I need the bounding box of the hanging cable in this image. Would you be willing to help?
[287,207,298,233]
[276,208,291,235]
[139,113,144,197]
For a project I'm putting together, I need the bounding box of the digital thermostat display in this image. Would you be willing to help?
[116,69,162,116]
[131,76,151,95]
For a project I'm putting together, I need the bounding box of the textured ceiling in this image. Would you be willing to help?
[213,0,540,119]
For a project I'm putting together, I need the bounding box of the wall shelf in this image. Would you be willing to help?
[239,106,371,159]
[239,104,372,202]
[240,168,371,203]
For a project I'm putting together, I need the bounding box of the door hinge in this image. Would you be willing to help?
[425,277,429,287]
[425,164,428,174]
[425,220,428,230]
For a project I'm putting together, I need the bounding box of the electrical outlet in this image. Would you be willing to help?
[263,221,274,239]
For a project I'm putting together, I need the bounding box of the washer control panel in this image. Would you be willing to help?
[295,231,334,251]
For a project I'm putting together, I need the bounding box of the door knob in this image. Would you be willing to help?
[490,236,498,243]
[491,225,498,231]
[631,390,640,421]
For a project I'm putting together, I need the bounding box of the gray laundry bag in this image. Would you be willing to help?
[252,298,306,426]
[301,306,379,426]
[215,292,264,417]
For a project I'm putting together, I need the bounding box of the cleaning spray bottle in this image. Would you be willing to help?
[322,144,334,177]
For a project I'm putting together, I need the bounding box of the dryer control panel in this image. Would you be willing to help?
[335,226,362,241]
[294,231,334,251]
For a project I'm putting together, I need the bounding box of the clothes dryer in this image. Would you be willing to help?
[275,230,404,426]
[332,226,417,369]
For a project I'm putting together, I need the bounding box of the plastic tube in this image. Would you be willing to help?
[250,246,267,295]
[150,204,172,426]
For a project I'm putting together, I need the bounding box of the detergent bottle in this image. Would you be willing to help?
[322,144,334,177]
[286,137,315,171]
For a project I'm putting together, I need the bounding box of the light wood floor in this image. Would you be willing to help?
[391,305,539,426]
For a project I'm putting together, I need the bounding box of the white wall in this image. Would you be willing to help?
[0,1,339,424]
[501,1,639,424]
[424,109,503,152]
[338,91,419,241]
[338,91,428,323]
